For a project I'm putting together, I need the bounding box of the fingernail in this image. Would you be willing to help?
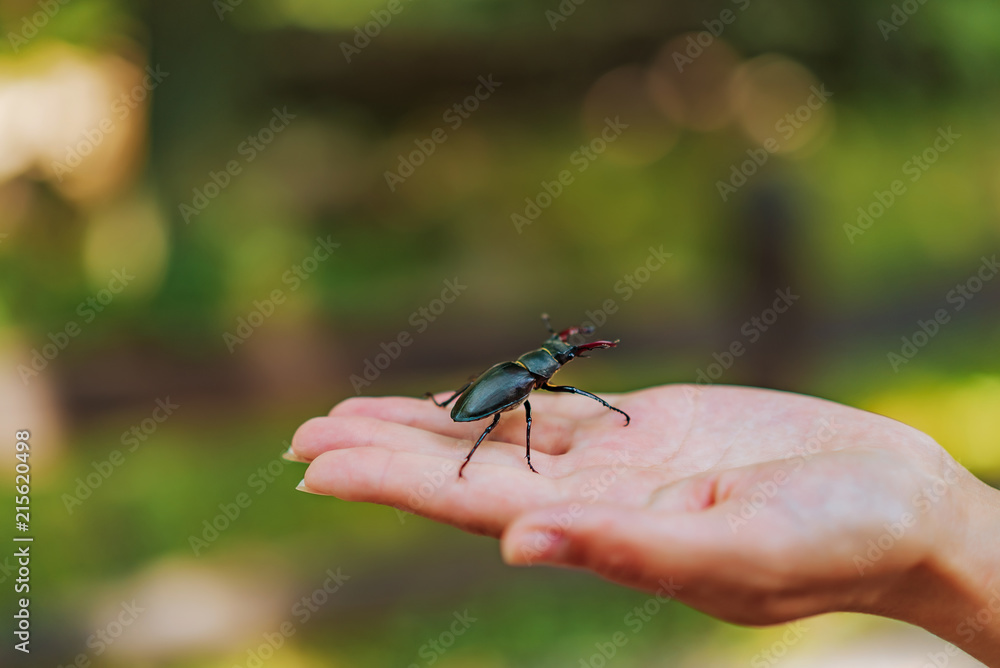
[282,446,309,464]
[503,528,565,566]
[296,478,323,495]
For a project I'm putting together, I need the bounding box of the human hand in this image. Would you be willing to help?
[290,384,1000,664]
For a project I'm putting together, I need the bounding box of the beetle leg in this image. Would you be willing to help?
[541,313,555,334]
[539,383,631,426]
[458,413,501,478]
[425,379,473,408]
[524,400,539,474]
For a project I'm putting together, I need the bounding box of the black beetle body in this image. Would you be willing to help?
[427,315,630,477]
[449,362,536,422]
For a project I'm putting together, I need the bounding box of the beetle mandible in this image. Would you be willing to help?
[426,314,630,477]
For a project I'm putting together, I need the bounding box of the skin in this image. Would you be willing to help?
[291,384,1000,666]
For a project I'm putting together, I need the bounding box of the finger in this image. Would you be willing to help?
[500,501,784,592]
[502,501,837,625]
[423,389,625,422]
[301,446,566,537]
[328,396,577,455]
[529,389,629,421]
[292,415,571,475]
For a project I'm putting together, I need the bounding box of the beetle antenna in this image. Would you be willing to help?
[541,313,555,334]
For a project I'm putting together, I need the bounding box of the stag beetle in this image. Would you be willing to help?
[426,314,630,477]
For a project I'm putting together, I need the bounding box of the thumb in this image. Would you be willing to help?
[500,501,739,590]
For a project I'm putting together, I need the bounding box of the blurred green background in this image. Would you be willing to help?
[1,0,999,665]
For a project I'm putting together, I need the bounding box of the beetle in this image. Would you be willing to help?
[426,314,630,477]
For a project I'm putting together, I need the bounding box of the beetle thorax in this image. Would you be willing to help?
[516,347,562,379]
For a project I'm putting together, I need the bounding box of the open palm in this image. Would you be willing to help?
[292,383,985,633]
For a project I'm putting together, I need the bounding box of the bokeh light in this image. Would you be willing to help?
[647,34,741,132]
[2,1,999,667]
[729,54,833,154]
[581,65,679,167]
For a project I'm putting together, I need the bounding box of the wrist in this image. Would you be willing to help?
[897,470,1000,665]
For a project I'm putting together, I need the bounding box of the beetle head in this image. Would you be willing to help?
[540,315,618,364]
[543,327,618,365]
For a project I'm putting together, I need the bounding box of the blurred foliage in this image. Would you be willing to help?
[1,0,999,665]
